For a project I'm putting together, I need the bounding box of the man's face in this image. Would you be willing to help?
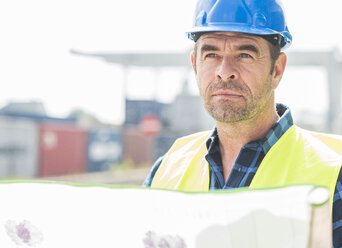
[191,32,283,124]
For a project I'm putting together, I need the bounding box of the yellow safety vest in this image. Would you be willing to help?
[151,125,342,207]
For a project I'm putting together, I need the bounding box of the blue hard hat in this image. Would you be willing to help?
[187,0,292,49]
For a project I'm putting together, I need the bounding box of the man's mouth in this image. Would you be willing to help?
[212,90,243,99]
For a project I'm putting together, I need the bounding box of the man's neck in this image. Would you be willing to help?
[216,103,279,182]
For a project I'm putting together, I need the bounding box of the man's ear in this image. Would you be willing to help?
[190,52,197,74]
[272,52,287,90]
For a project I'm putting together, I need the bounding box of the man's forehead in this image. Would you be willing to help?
[197,32,264,46]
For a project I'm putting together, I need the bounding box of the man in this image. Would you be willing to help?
[144,0,342,246]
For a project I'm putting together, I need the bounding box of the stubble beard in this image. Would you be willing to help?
[202,78,272,123]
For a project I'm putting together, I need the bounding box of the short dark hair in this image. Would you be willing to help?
[192,33,281,74]
[260,34,281,73]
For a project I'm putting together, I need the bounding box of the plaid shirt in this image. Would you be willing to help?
[144,104,342,247]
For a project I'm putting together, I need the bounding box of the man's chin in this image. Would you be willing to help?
[207,109,249,123]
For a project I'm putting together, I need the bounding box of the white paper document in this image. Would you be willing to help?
[0,182,330,248]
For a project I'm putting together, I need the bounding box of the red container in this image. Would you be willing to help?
[123,127,153,167]
[39,122,87,177]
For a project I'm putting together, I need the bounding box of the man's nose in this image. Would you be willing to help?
[215,56,238,81]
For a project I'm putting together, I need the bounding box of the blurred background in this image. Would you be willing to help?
[0,0,342,185]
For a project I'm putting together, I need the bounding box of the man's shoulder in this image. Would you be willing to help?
[172,130,212,146]
[294,125,342,155]
[295,126,342,142]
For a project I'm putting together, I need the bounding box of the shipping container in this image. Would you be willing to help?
[0,117,39,178]
[39,122,87,177]
[153,131,183,161]
[87,128,122,172]
[123,127,153,166]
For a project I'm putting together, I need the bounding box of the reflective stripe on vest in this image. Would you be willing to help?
[151,126,342,207]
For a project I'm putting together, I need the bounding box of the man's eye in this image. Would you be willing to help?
[240,53,252,58]
[205,53,217,58]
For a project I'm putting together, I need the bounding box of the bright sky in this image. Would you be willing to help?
[0,0,342,124]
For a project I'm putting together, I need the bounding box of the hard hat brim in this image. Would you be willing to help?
[187,24,292,49]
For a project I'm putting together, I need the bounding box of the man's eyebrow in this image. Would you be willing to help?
[237,44,259,54]
[200,44,220,54]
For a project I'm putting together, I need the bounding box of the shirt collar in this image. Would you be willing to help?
[206,103,294,154]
